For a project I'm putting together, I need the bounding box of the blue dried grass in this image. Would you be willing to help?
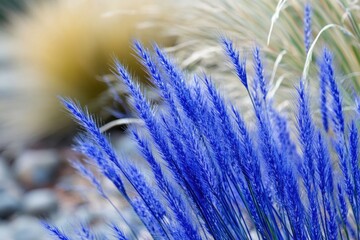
[45,6,360,239]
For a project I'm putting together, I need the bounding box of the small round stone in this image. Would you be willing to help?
[0,192,20,219]
[0,222,12,239]
[21,189,58,217]
[10,216,48,240]
[0,159,11,184]
[13,149,61,189]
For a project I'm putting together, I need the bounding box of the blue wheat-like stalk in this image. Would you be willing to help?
[45,4,360,239]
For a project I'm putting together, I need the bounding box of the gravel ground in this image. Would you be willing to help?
[0,133,144,240]
[0,30,145,239]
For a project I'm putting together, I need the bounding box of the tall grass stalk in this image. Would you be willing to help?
[45,38,360,239]
[171,0,359,109]
[45,3,360,239]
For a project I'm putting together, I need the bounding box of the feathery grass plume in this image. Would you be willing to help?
[303,3,312,54]
[221,37,248,89]
[47,31,360,239]
[321,48,345,134]
[297,80,316,186]
[318,54,329,132]
[349,121,360,230]
[171,0,359,115]
[49,2,360,236]
[0,0,178,149]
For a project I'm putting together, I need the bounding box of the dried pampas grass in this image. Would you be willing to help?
[0,0,176,149]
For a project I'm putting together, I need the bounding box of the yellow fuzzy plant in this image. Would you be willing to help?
[0,0,176,149]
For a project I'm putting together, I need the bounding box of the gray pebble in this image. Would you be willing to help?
[0,192,20,219]
[0,158,23,196]
[0,159,11,183]
[21,189,58,217]
[13,149,60,189]
[10,216,48,240]
[0,222,12,239]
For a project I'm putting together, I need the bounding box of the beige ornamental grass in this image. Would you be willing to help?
[0,0,176,149]
[170,0,360,121]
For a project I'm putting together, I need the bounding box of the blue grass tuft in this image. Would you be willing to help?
[304,3,312,53]
[46,5,360,238]
[318,55,329,132]
[349,121,360,228]
[221,37,248,89]
[297,80,316,187]
[253,46,267,101]
[320,48,344,134]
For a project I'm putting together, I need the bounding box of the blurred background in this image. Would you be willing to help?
[0,0,179,239]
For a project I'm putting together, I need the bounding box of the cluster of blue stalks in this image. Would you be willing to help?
[44,4,360,240]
